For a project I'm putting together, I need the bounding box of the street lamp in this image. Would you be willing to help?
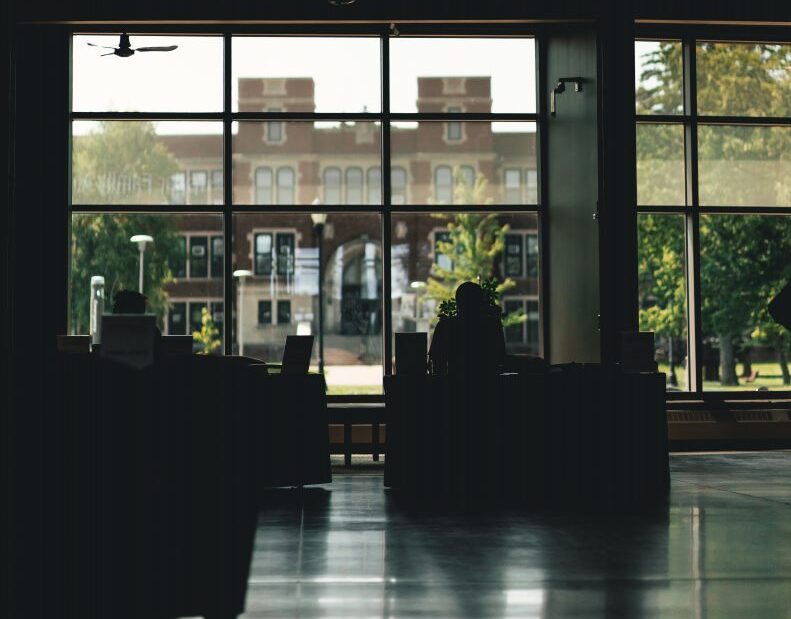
[310,211,328,375]
[130,234,154,294]
[233,269,253,356]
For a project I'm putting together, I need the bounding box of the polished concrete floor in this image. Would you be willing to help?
[241,452,791,618]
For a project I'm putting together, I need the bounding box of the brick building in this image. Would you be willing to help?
[158,76,540,362]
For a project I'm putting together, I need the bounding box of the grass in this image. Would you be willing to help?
[659,361,790,392]
[326,385,383,396]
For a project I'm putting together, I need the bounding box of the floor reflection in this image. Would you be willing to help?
[243,452,791,618]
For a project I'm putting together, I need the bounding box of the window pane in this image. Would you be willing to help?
[189,302,207,334]
[392,122,537,205]
[635,40,684,115]
[700,214,791,391]
[232,37,380,113]
[189,236,208,278]
[173,236,187,278]
[211,235,224,279]
[258,300,272,325]
[254,167,273,205]
[70,214,223,354]
[391,167,407,205]
[233,122,381,205]
[72,121,222,205]
[234,213,383,395]
[254,233,273,275]
[390,212,541,362]
[390,38,536,113]
[638,214,688,391]
[72,35,223,112]
[367,167,381,205]
[636,123,686,206]
[697,42,791,117]
[324,167,342,204]
[169,302,187,335]
[346,167,363,204]
[698,125,791,207]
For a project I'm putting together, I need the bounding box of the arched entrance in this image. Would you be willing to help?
[324,238,382,336]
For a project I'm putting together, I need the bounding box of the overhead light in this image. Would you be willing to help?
[233,269,253,278]
[311,212,328,226]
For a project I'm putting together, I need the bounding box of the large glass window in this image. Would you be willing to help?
[71,32,542,396]
[636,37,791,393]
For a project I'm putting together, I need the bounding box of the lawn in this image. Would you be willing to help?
[659,361,790,392]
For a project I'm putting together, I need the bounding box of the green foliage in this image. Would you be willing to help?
[637,42,791,385]
[192,307,222,355]
[425,167,525,328]
[70,122,183,333]
[72,120,179,204]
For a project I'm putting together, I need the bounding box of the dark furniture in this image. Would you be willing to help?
[384,364,669,509]
[48,353,330,619]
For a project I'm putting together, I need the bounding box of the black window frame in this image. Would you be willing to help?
[68,26,546,402]
[635,28,791,400]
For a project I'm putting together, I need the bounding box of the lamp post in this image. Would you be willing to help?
[233,269,253,356]
[310,211,327,375]
[130,234,154,294]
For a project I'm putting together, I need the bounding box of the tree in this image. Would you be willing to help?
[193,307,222,355]
[638,42,791,386]
[70,121,182,333]
[426,168,525,329]
[638,215,686,385]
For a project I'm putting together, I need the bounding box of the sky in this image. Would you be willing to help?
[72,35,536,135]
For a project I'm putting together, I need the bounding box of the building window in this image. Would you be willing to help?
[391,167,407,205]
[346,167,363,204]
[526,233,539,278]
[258,300,272,325]
[189,170,208,203]
[254,233,273,276]
[526,168,538,204]
[276,167,295,205]
[254,231,296,276]
[174,236,187,278]
[189,301,207,333]
[503,298,540,354]
[504,233,524,277]
[267,107,283,143]
[459,165,475,191]
[211,235,223,279]
[324,167,342,204]
[367,167,381,205]
[277,299,292,325]
[276,233,295,276]
[211,301,224,337]
[434,230,454,271]
[255,167,273,204]
[446,106,462,141]
[505,169,522,203]
[189,236,208,278]
[168,302,187,335]
[210,169,223,204]
[168,172,186,205]
[502,231,539,279]
[435,166,453,204]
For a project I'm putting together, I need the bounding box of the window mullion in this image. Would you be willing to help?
[683,36,703,393]
[381,34,393,377]
[223,33,233,355]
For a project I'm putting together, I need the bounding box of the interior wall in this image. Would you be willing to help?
[546,30,601,364]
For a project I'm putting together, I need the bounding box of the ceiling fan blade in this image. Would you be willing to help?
[100,52,117,57]
[135,45,178,52]
[87,42,118,50]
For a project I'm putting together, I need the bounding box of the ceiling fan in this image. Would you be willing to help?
[87,33,178,58]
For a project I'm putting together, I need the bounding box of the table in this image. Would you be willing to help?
[384,365,669,509]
